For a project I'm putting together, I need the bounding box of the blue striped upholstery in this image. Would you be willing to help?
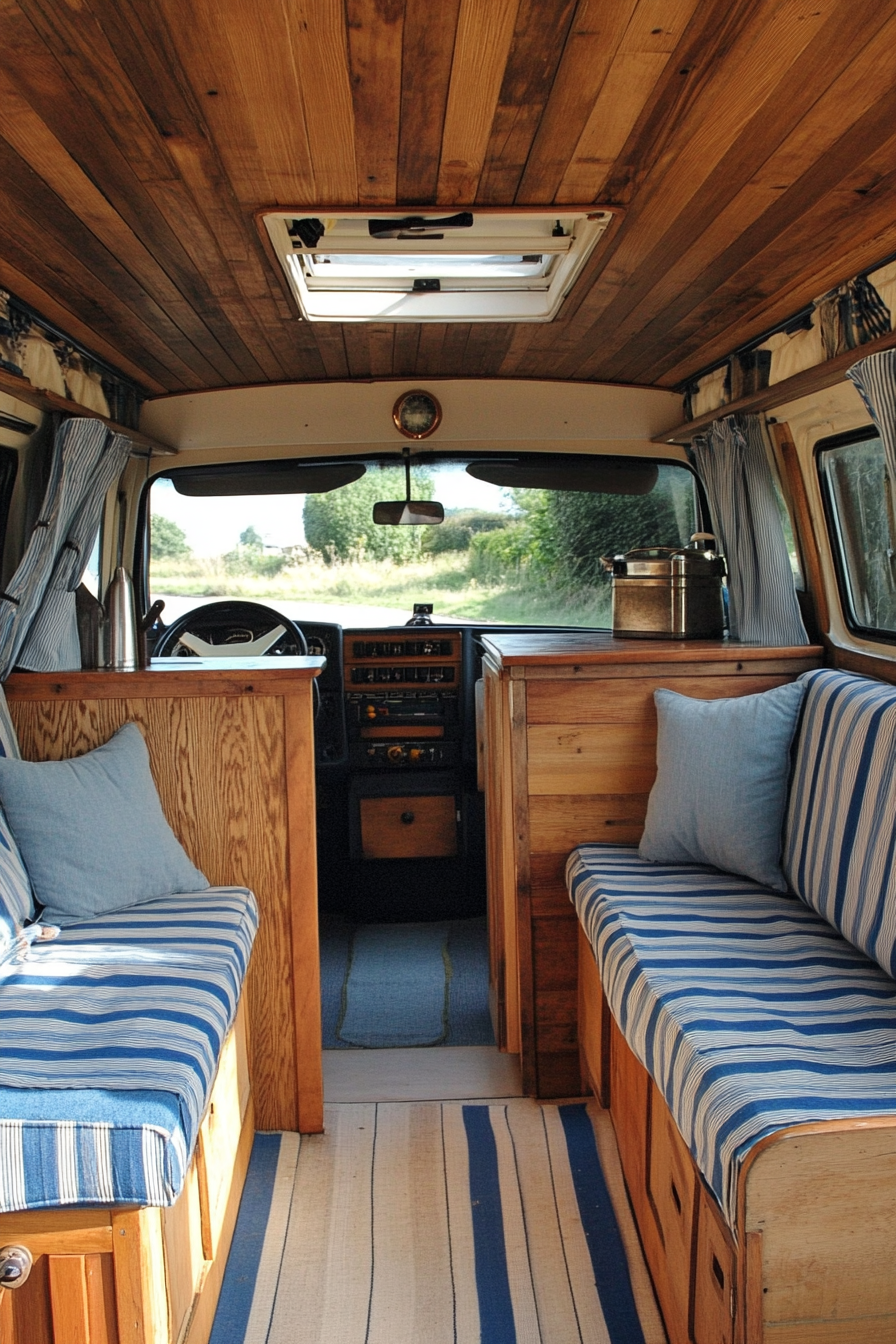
[0,810,34,961]
[0,685,20,761]
[568,844,896,1229]
[0,886,257,1212]
[784,669,896,976]
[0,695,35,961]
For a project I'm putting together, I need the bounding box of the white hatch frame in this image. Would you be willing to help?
[260,208,617,323]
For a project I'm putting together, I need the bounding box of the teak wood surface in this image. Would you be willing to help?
[4,658,324,1134]
[481,634,822,1098]
[2,1,896,394]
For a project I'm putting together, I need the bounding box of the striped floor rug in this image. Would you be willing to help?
[211,1100,665,1344]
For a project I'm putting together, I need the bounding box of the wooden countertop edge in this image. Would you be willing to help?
[480,634,825,668]
[4,657,325,700]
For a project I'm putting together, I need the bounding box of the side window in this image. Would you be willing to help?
[817,428,896,638]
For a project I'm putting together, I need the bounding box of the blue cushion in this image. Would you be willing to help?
[0,809,34,959]
[639,680,807,892]
[784,669,896,977]
[0,722,209,924]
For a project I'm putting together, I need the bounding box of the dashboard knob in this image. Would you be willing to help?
[387,745,404,762]
[400,811,415,825]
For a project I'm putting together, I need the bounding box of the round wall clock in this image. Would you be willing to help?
[392,389,442,439]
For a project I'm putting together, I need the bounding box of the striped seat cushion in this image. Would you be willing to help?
[568,844,896,1229]
[784,669,896,977]
[0,886,257,1212]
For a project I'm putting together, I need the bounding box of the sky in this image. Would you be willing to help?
[150,462,512,556]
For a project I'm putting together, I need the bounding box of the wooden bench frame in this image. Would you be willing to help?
[580,928,896,1344]
[0,1004,253,1344]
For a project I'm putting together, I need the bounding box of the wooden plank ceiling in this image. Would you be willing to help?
[1,0,896,397]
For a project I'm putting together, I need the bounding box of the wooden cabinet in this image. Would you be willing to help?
[5,657,324,1134]
[481,633,822,1097]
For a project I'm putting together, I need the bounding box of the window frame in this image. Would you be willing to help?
[136,449,709,629]
[816,424,896,647]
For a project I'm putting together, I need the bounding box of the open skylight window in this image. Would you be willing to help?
[260,209,615,323]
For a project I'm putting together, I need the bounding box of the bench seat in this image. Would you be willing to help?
[568,842,896,1229]
[0,886,257,1212]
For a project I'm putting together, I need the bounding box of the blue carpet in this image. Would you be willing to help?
[339,922,449,1046]
[320,916,494,1049]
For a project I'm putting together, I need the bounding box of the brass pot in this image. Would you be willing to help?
[602,542,726,639]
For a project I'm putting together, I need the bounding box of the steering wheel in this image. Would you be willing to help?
[152,600,308,658]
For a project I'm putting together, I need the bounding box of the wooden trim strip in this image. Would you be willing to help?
[284,689,324,1134]
[0,367,175,456]
[652,325,896,444]
[481,632,824,668]
[4,662,324,702]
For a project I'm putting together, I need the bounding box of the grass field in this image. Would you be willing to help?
[150,552,612,627]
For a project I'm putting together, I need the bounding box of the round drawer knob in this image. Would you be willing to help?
[400,811,415,825]
[0,1245,33,1289]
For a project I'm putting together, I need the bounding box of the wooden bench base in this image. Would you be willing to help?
[579,927,896,1344]
[0,1007,252,1344]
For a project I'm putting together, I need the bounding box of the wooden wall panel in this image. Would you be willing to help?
[5,668,322,1135]
[482,637,823,1106]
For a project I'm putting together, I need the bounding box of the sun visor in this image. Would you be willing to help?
[466,456,659,495]
[166,460,366,496]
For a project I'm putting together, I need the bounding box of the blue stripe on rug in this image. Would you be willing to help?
[463,1106,517,1343]
[560,1104,647,1344]
[209,1133,281,1344]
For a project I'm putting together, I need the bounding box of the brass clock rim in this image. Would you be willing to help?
[392,389,442,440]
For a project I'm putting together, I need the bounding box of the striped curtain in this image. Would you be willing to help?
[689,415,809,645]
[0,418,131,677]
[846,349,896,491]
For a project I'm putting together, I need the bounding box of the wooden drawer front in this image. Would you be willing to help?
[693,1184,736,1344]
[609,1018,650,1212]
[197,1023,244,1259]
[649,1084,697,1344]
[360,795,457,858]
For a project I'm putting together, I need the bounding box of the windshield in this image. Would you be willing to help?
[147,456,699,628]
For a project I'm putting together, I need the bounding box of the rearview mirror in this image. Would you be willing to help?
[372,500,444,525]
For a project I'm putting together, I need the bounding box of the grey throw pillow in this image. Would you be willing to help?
[639,680,807,892]
[0,722,209,924]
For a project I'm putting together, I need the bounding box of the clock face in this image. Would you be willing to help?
[393,390,442,439]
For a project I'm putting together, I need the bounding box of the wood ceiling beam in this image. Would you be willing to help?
[577,0,896,383]
[397,0,461,205]
[1,0,281,384]
[475,0,577,205]
[436,0,520,204]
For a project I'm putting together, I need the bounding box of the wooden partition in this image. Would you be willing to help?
[481,633,823,1097]
[5,656,324,1134]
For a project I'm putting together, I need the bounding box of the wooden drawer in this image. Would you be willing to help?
[197,1014,245,1259]
[693,1183,736,1344]
[649,1082,698,1344]
[360,794,457,858]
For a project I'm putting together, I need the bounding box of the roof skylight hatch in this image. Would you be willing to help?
[260,208,616,323]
